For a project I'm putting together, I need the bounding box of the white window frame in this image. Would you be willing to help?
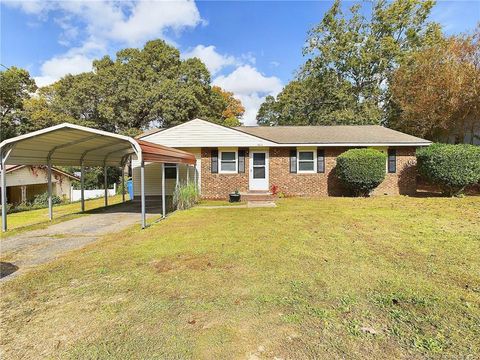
[219,149,238,174]
[297,148,317,173]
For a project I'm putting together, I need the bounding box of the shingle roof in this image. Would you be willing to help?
[234,125,430,145]
[136,127,163,138]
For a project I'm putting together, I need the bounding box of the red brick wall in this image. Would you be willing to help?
[200,147,418,199]
[269,147,344,196]
[201,148,250,199]
[372,147,417,196]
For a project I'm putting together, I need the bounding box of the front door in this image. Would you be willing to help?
[249,151,269,191]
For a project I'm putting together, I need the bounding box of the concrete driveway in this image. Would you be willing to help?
[0,201,162,281]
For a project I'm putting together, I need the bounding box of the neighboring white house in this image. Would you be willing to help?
[1,165,78,205]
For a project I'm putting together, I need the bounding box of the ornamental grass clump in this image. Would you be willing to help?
[173,183,200,210]
[336,148,387,196]
[416,143,480,197]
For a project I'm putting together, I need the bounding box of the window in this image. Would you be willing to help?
[297,150,316,173]
[164,163,177,179]
[252,152,266,179]
[388,149,396,173]
[220,150,237,173]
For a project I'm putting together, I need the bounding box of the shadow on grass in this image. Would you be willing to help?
[3,199,174,237]
[0,262,19,278]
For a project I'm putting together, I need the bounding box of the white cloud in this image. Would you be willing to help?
[214,65,282,96]
[33,40,106,87]
[6,0,203,85]
[34,53,94,87]
[183,45,237,75]
[109,1,201,45]
[214,65,282,126]
[5,1,201,45]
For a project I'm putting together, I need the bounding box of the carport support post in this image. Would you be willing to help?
[1,159,7,232]
[162,163,166,218]
[141,160,146,229]
[194,163,197,191]
[175,164,179,188]
[186,165,190,184]
[80,161,85,212]
[121,164,125,203]
[47,160,53,221]
[104,165,108,207]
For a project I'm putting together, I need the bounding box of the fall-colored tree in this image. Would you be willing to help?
[211,86,244,126]
[390,28,480,143]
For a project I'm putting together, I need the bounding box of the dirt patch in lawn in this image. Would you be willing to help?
[152,254,227,273]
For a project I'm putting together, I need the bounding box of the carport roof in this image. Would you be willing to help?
[0,123,196,167]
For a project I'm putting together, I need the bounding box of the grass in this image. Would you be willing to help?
[0,196,479,359]
[1,195,124,238]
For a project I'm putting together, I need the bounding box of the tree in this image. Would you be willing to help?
[257,76,381,126]
[0,67,37,140]
[211,86,245,126]
[10,39,245,141]
[257,0,441,126]
[66,166,121,190]
[390,29,480,143]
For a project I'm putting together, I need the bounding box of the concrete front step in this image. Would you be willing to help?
[239,191,276,202]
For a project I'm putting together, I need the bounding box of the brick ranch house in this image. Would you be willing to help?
[132,119,431,199]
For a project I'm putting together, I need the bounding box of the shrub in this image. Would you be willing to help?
[173,183,199,210]
[32,192,62,207]
[336,149,387,196]
[271,184,279,195]
[0,203,12,214]
[417,143,480,196]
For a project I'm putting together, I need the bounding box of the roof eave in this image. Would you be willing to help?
[270,142,432,147]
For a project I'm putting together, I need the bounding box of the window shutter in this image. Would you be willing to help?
[211,149,218,173]
[317,149,325,173]
[388,149,396,173]
[238,149,246,173]
[289,148,297,173]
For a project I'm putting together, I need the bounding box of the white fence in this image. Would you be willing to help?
[70,183,116,202]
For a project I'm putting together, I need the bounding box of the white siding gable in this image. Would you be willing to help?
[141,119,275,148]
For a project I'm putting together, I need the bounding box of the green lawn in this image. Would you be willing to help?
[1,196,479,359]
[1,195,124,238]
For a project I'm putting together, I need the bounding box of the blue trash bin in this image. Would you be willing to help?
[127,179,133,200]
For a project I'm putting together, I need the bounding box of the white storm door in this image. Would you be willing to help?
[249,151,269,191]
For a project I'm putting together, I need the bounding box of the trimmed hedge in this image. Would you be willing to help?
[336,149,387,196]
[417,143,480,196]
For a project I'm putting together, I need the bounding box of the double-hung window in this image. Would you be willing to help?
[220,150,237,173]
[297,149,316,173]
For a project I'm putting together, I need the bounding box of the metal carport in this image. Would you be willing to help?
[0,123,196,232]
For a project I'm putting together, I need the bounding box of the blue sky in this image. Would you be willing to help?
[1,1,479,125]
